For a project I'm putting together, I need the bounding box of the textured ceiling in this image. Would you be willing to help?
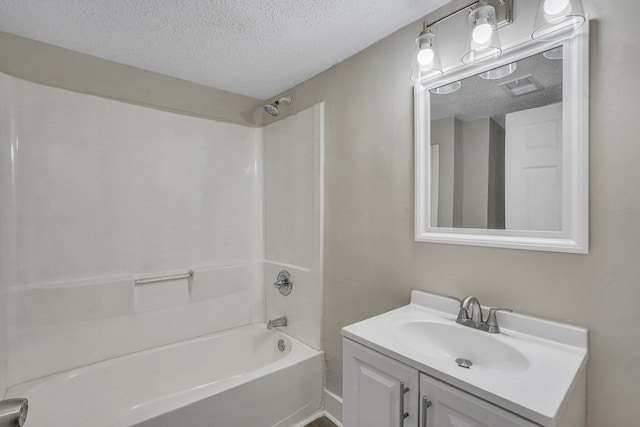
[0,0,449,100]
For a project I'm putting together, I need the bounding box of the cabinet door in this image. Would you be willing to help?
[344,339,419,427]
[419,374,539,427]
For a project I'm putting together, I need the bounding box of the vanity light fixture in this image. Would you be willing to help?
[411,0,512,82]
[462,0,503,64]
[411,21,443,83]
[411,0,586,83]
[532,0,585,40]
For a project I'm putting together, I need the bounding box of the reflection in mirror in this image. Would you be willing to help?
[430,47,563,231]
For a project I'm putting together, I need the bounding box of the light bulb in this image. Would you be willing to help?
[544,0,570,15]
[472,20,493,44]
[417,48,435,69]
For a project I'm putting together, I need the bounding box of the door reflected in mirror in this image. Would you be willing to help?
[430,47,563,231]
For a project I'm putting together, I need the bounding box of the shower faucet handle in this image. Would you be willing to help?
[273,270,293,296]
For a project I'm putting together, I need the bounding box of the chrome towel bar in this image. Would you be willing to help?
[135,270,194,285]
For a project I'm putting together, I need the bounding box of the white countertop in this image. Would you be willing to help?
[342,290,588,426]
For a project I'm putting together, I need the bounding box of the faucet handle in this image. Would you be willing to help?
[447,296,469,321]
[486,308,513,333]
[273,270,293,296]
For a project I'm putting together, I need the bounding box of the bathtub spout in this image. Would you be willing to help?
[0,398,28,427]
[267,316,288,330]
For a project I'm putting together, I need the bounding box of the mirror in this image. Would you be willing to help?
[430,47,563,231]
[415,30,588,253]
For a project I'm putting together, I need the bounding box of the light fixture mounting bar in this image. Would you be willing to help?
[491,0,513,28]
[425,0,512,29]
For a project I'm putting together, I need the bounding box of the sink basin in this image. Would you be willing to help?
[395,321,529,374]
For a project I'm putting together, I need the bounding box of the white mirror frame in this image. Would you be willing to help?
[415,23,589,253]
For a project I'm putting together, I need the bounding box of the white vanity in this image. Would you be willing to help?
[342,291,587,427]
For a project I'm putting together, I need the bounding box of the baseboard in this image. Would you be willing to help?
[289,410,332,427]
[323,411,342,427]
[323,389,343,425]
[288,389,343,427]
[290,410,342,427]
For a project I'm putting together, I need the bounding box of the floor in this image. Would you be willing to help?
[304,416,338,427]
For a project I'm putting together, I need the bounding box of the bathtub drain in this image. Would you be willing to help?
[278,339,286,352]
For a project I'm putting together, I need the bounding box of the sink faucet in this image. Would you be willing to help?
[448,296,512,334]
[267,316,288,330]
[461,296,483,324]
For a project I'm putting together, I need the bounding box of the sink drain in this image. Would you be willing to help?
[455,358,473,369]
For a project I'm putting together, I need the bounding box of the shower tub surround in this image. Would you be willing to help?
[5,324,323,427]
[0,71,265,384]
[0,73,325,425]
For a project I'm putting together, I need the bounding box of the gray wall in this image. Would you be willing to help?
[264,0,640,425]
[431,117,455,227]
[487,118,505,229]
[432,116,505,229]
[462,118,490,228]
[0,32,264,127]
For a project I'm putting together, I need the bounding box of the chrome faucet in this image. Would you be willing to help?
[267,316,288,330]
[0,398,28,427]
[461,296,483,324]
[448,296,512,334]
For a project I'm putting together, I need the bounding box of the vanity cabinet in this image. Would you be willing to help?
[342,291,587,427]
[344,339,538,427]
[419,374,538,427]
[343,339,419,427]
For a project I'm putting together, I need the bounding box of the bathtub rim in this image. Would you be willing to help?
[5,322,323,427]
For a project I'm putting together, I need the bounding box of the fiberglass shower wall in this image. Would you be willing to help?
[0,72,265,386]
[264,103,324,350]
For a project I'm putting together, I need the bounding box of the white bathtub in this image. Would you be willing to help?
[5,324,323,427]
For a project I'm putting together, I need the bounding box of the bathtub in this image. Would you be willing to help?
[5,324,324,427]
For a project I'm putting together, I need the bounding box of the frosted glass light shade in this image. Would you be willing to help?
[532,0,585,40]
[430,81,462,95]
[479,62,517,80]
[411,29,443,83]
[462,3,502,64]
